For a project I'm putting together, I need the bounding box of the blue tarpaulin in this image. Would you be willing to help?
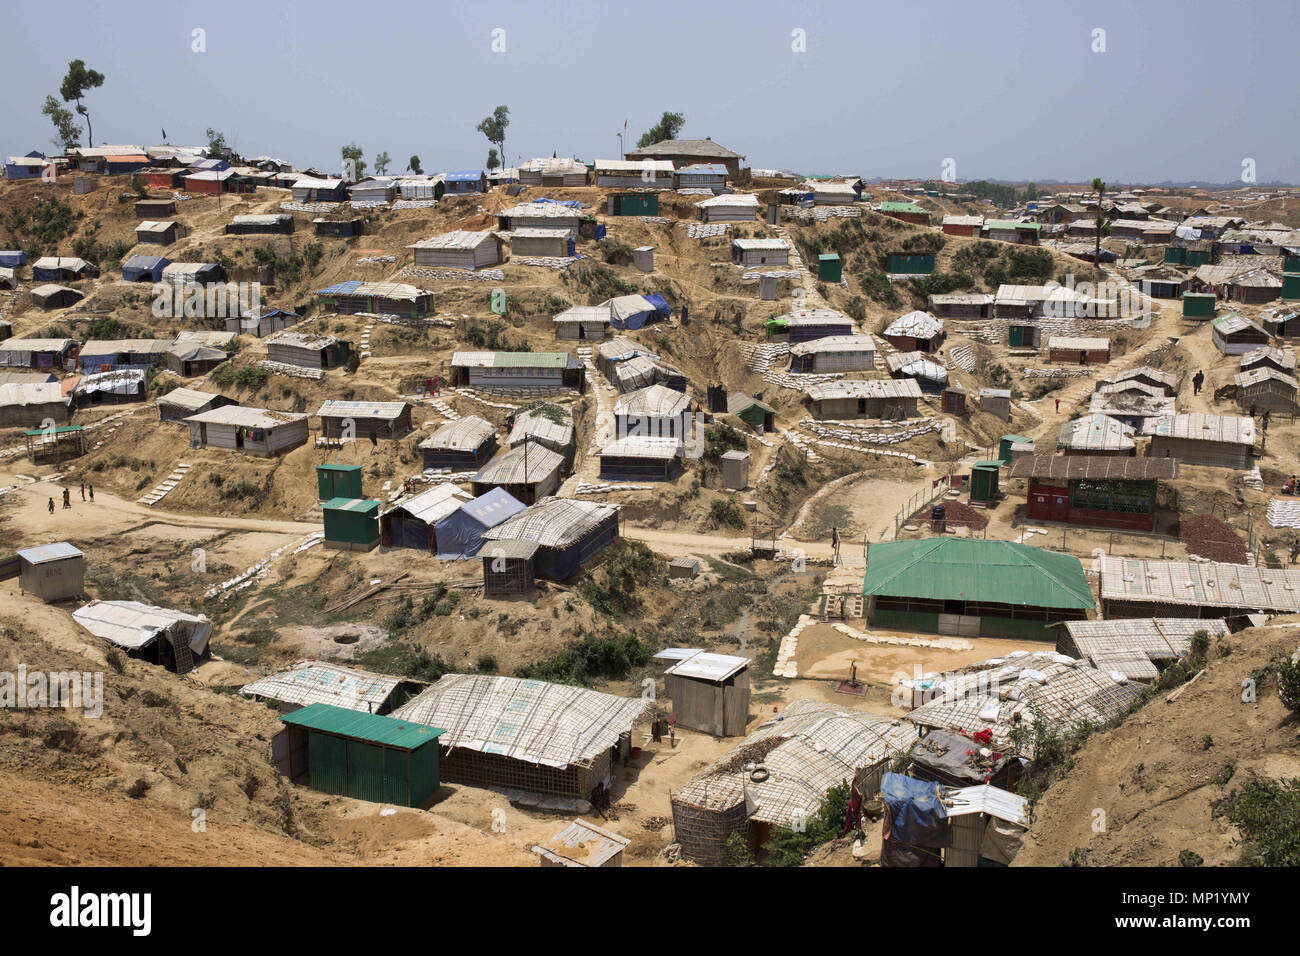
[434,487,526,559]
[881,772,949,846]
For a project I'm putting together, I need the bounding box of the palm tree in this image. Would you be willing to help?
[1092,177,1106,264]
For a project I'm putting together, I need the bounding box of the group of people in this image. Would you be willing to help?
[46,482,93,514]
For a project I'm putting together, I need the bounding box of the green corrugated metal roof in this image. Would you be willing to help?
[880,201,926,213]
[316,463,361,473]
[862,538,1094,610]
[280,702,444,749]
[322,497,380,514]
[986,220,1042,231]
[818,253,840,262]
[22,425,84,436]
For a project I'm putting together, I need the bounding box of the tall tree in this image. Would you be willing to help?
[486,148,500,171]
[58,60,105,148]
[374,151,391,175]
[341,142,366,179]
[637,111,684,149]
[406,155,423,175]
[41,95,81,150]
[476,106,510,169]
[1092,177,1106,264]
[205,128,227,156]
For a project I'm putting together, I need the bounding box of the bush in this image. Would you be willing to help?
[1214,774,1300,866]
[1277,655,1300,715]
[760,781,851,866]
[514,632,650,685]
[709,496,745,530]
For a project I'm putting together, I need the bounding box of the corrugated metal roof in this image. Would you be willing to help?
[280,702,444,749]
[1009,455,1177,481]
[532,818,629,866]
[316,400,409,419]
[17,542,84,564]
[384,484,473,524]
[322,497,380,514]
[184,405,308,428]
[408,229,497,251]
[392,674,648,769]
[805,378,922,402]
[663,650,750,683]
[614,384,690,418]
[1100,556,1300,611]
[1141,413,1255,445]
[482,497,616,549]
[474,441,564,485]
[71,600,210,653]
[240,659,414,712]
[1058,413,1135,452]
[862,538,1095,610]
[419,415,495,450]
[452,351,575,369]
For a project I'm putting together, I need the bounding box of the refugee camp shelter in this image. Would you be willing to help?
[240,659,427,714]
[121,254,170,282]
[225,214,293,236]
[1099,557,1300,621]
[71,600,211,673]
[420,415,498,471]
[674,163,729,190]
[979,388,1011,420]
[185,405,310,456]
[553,305,612,341]
[1009,455,1177,532]
[266,330,352,370]
[1211,314,1270,355]
[903,653,1143,755]
[471,441,565,504]
[434,487,527,560]
[314,281,434,319]
[593,158,675,189]
[322,497,381,552]
[408,230,503,271]
[727,392,776,431]
[1239,346,1296,377]
[862,538,1094,639]
[450,351,585,391]
[788,335,876,374]
[481,497,619,580]
[880,201,929,225]
[443,170,488,194]
[614,384,693,442]
[16,542,86,601]
[671,699,918,865]
[157,387,235,424]
[391,674,649,802]
[882,311,944,352]
[1234,367,1297,412]
[505,405,577,462]
[480,539,540,595]
[276,703,444,807]
[291,176,347,202]
[695,193,760,223]
[804,378,922,420]
[74,369,147,407]
[941,214,983,237]
[517,158,589,187]
[533,819,630,868]
[234,306,300,338]
[317,400,412,440]
[0,382,72,427]
[495,200,584,235]
[599,437,683,481]
[32,257,97,282]
[768,308,855,343]
[1058,619,1230,682]
[510,228,572,258]
[731,238,790,267]
[654,649,751,737]
[625,138,745,176]
[939,784,1031,868]
[381,484,475,551]
[1049,336,1111,364]
[603,293,670,331]
[929,293,994,320]
[886,351,948,392]
[1142,413,1255,469]
[135,219,180,246]
[0,337,78,369]
[29,285,84,310]
[1057,413,1136,456]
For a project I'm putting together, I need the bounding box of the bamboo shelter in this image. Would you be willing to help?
[671,700,918,865]
[391,674,650,803]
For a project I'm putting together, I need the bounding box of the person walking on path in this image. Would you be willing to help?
[48,497,55,515]
[1291,538,1300,565]
[80,482,86,501]
[88,484,94,503]
[62,487,71,509]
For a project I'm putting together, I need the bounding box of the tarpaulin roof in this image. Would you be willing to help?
[862,538,1095,610]
[881,773,949,846]
[434,487,527,560]
[72,599,211,656]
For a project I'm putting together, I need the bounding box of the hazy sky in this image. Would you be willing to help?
[2,0,1297,184]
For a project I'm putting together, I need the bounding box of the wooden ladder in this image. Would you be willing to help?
[171,638,195,675]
